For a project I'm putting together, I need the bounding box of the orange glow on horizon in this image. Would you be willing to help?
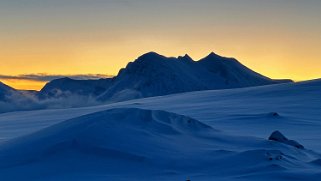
[1,0,320,90]
[1,24,321,90]
[1,79,47,91]
[1,48,320,91]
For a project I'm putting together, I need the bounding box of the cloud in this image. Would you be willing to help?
[0,73,113,82]
[0,73,115,113]
[0,90,101,114]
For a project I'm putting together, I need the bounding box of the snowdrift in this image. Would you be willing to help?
[0,108,320,180]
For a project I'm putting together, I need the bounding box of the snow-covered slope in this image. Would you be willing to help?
[1,80,320,148]
[0,79,320,180]
[99,52,291,101]
[0,82,38,113]
[0,81,15,101]
[38,77,112,99]
[1,108,320,181]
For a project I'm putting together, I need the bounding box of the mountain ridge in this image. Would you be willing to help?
[0,52,293,113]
[38,77,112,99]
[97,52,292,101]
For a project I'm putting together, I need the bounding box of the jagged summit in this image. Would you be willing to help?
[0,51,293,107]
[138,52,195,63]
[98,52,292,102]
[205,52,222,58]
[199,52,236,62]
[136,52,233,64]
[178,54,194,62]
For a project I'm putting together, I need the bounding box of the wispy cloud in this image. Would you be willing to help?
[0,73,113,82]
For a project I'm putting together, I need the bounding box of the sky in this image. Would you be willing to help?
[0,0,320,90]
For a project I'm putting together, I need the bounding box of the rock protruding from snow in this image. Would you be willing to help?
[267,112,280,118]
[268,131,304,149]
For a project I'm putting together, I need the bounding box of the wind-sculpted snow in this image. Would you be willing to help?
[0,79,320,147]
[0,80,320,180]
[0,108,214,164]
[0,108,321,180]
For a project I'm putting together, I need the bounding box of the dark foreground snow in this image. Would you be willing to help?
[0,79,320,180]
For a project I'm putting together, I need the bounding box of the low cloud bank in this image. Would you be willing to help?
[0,90,101,113]
[0,74,113,82]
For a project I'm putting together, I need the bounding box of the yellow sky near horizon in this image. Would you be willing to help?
[1,45,319,91]
[0,0,320,90]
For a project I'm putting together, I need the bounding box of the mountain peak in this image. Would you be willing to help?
[45,77,73,85]
[183,54,191,58]
[198,52,235,63]
[178,54,194,62]
[137,52,164,61]
[205,52,222,59]
[58,77,73,81]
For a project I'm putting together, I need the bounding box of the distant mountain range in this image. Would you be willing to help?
[0,52,292,112]
[38,77,112,99]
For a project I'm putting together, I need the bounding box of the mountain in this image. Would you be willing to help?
[0,81,17,101]
[0,82,38,113]
[38,77,112,99]
[0,52,293,113]
[98,52,292,101]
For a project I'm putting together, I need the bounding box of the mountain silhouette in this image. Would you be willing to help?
[38,77,112,99]
[0,52,293,112]
[0,81,16,101]
[97,52,291,101]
